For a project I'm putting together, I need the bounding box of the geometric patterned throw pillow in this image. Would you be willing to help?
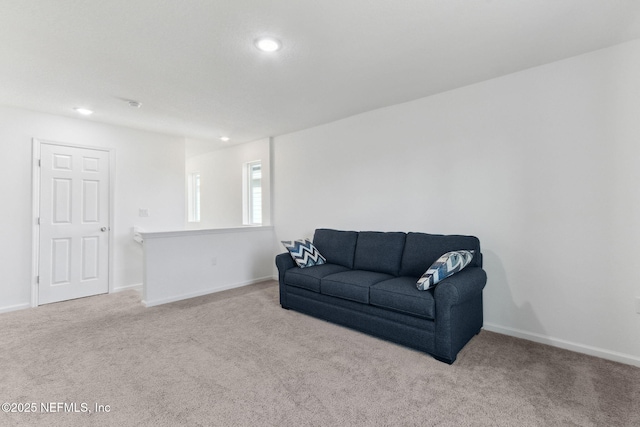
[281,239,327,268]
[416,250,475,291]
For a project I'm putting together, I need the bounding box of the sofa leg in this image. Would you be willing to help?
[432,354,455,365]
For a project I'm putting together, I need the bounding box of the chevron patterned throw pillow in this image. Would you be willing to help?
[282,239,327,268]
[416,250,475,291]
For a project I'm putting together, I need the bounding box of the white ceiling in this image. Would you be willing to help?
[2,1,640,145]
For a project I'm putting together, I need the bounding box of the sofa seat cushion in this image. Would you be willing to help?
[320,270,393,304]
[285,263,350,293]
[370,277,435,320]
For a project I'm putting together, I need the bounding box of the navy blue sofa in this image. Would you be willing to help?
[275,228,487,364]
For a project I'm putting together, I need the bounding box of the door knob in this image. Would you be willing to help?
[101,227,107,232]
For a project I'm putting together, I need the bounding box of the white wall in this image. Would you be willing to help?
[141,226,276,307]
[273,39,640,365]
[0,106,185,312]
[186,138,271,228]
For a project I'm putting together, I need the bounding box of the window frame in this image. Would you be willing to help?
[243,161,262,225]
[187,171,201,223]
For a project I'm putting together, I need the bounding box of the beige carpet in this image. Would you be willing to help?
[1,281,639,427]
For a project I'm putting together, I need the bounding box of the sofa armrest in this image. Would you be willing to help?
[433,267,487,363]
[275,253,297,309]
[433,267,487,307]
[276,253,296,278]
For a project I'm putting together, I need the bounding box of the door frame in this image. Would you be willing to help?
[31,138,116,307]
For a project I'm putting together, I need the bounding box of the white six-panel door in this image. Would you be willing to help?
[38,143,110,305]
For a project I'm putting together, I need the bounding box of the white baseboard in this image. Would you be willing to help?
[1,285,142,313]
[112,283,143,293]
[0,302,31,314]
[483,322,640,368]
[141,276,273,308]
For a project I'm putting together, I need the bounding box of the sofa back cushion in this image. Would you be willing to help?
[353,231,406,276]
[399,232,481,278]
[313,228,358,269]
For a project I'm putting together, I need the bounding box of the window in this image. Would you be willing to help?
[187,172,200,222]
[244,161,262,225]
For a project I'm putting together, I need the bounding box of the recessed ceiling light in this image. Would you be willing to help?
[127,100,142,108]
[74,107,93,116]
[255,37,281,52]
[220,136,230,142]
